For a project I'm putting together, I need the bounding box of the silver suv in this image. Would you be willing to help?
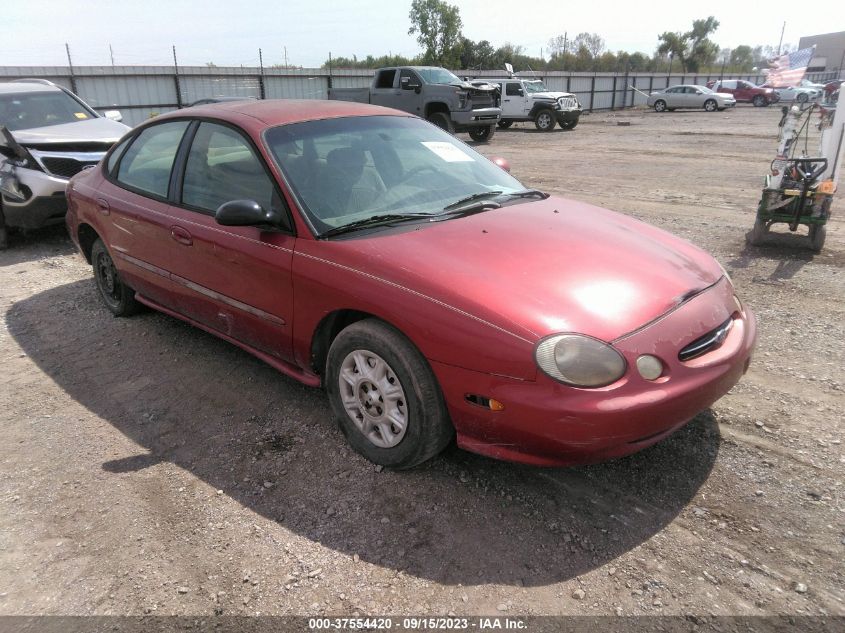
[0,79,129,248]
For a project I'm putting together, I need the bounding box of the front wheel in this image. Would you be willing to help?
[653,100,667,113]
[797,93,809,103]
[809,224,826,252]
[91,238,141,316]
[559,119,578,130]
[427,111,454,134]
[468,124,495,142]
[534,109,556,131]
[326,319,454,469]
[752,95,766,107]
[704,99,717,112]
[497,120,513,129]
[0,201,7,250]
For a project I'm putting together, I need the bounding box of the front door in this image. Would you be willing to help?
[502,81,528,117]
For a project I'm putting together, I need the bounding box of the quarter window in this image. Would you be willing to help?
[116,121,189,198]
[181,122,277,216]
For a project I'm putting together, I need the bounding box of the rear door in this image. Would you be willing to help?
[163,120,296,360]
[101,119,192,309]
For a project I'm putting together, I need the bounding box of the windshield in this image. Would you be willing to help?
[265,115,525,236]
[0,90,95,131]
[523,80,549,93]
[416,68,462,85]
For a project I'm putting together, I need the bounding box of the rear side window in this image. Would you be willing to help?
[375,70,396,89]
[116,121,190,198]
[182,122,278,218]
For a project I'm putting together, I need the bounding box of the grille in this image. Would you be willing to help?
[558,97,579,109]
[41,157,99,179]
[678,317,733,362]
[471,91,495,109]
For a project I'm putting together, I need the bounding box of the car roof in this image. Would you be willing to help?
[156,98,409,128]
[0,82,62,94]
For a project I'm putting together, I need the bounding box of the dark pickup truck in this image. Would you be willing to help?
[328,66,501,142]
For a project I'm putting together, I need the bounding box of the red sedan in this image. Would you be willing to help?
[66,100,756,469]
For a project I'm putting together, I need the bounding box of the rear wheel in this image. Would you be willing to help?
[326,319,454,469]
[91,238,141,316]
[809,224,826,252]
[704,99,717,112]
[534,109,556,131]
[752,95,766,107]
[0,201,7,250]
[653,100,667,113]
[427,111,454,134]
[747,217,768,246]
[497,120,513,129]
[468,124,495,142]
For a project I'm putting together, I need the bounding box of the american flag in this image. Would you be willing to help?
[764,46,815,87]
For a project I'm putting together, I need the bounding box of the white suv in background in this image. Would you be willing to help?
[474,76,582,132]
[0,79,129,249]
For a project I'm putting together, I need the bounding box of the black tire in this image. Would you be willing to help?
[91,238,141,316]
[534,109,556,131]
[427,111,454,134]
[0,201,7,251]
[752,95,766,107]
[559,120,578,130]
[497,120,513,129]
[325,319,454,469]
[704,99,717,112]
[797,93,809,103]
[809,224,826,252]
[468,124,495,142]
[747,217,768,246]
[653,100,667,113]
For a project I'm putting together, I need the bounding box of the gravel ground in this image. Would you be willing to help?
[0,105,842,619]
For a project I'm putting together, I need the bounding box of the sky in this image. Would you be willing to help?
[2,0,843,68]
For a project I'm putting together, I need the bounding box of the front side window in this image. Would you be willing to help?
[0,90,96,131]
[506,82,523,96]
[182,122,277,216]
[399,69,420,87]
[116,121,189,198]
[266,115,525,237]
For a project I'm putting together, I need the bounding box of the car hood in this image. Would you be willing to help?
[532,91,577,100]
[11,117,130,146]
[327,197,724,343]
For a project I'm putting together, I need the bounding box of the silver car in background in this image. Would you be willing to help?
[647,85,736,112]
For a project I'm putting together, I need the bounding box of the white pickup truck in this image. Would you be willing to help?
[328,66,501,142]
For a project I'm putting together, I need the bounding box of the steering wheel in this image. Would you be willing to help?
[397,164,439,184]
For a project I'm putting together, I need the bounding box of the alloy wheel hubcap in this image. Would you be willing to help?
[339,350,408,448]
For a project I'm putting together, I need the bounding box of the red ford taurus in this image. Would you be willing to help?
[66,100,756,469]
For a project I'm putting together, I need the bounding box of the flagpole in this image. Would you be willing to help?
[777,22,786,55]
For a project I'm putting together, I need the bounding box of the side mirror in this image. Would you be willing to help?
[491,157,511,173]
[517,89,525,96]
[103,110,123,122]
[215,199,280,227]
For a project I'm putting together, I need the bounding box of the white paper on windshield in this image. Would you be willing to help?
[421,141,474,163]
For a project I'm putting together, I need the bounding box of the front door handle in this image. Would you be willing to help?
[170,225,193,246]
[96,198,110,215]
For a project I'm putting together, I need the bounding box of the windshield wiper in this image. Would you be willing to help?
[319,213,433,238]
[502,188,549,200]
[441,190,503,211]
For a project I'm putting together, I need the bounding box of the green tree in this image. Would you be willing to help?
[657,31,688,72]
[408,0,463,67]
[685,16,720,71]
[729,45,754,71]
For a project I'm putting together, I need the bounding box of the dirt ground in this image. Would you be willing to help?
[0,105,842,619]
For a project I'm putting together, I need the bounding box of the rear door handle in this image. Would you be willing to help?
[170,225,193,246]
[96,198,110,215]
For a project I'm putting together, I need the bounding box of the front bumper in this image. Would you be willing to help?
[433,277,756,466]
[1,163,70,229]
[451,107,501,128]
[555,110,581,124]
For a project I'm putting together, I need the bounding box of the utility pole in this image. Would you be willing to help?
[562,32,567,71]
[777,21,786,55]
[109,43,115,67]
[258,48,266,100]
[284,46,288,68]
[65,43,77,93]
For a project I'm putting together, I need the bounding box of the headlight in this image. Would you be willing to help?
[535,334,627,387]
